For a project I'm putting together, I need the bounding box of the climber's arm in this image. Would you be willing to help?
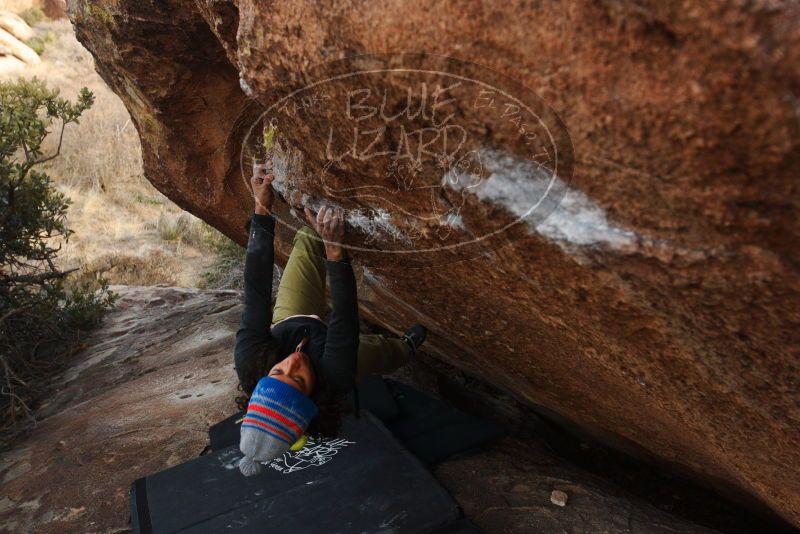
[234,163,276,384]
[320,257,360,391]
[304,205,359,391]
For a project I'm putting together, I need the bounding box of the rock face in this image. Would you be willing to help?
[67,0,800,525]
[41,0,67,19]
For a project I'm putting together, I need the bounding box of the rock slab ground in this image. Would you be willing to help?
[0,285,726,533]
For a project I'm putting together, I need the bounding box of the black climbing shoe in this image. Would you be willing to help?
[401,324,428,354]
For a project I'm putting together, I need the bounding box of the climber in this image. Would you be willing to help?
[234,160,427,476]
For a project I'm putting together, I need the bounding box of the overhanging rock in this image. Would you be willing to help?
[68,0,800,525]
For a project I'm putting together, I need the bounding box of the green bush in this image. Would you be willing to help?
[156,211,204,245]
[26,31,55,56]
[199,224,244,290]
[19,7,45,27]
[134,191,164,205]
[0,78,115,437]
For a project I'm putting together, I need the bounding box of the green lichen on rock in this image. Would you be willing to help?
[87,2,115,26]
[262,122,277,153]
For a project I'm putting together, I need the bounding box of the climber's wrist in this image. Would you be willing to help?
[254,202,270,216]
[325,244,346,261]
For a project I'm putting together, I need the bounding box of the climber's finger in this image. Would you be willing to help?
[324,210,334,230]
[325,206,337,238]
[333,208,344,231]
[316,205,328,229]
[341,212,347,238]
[251,163,268,185]
[252,162,267,176]
[304,206,316,227]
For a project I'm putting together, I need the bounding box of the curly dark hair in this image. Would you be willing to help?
[235,341,349,439]
[234,341,277,408]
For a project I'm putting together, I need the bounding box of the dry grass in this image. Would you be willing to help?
[0,19,241,288]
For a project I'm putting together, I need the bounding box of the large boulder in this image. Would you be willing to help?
[0,26,39,65]
[0,0,39,14]
[42,0,66,19]
[66,0,800,525]
[0,11,35,42]
[0,54,25,75]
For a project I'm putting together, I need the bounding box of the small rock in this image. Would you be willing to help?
[550,489,568,507]
[511,483,530,493]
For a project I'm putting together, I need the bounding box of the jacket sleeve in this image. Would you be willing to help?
[234,214,276,385]
[319,259,360,392]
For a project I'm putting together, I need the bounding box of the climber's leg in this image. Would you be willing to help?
[356,334,413,381]
[272,226,327,324]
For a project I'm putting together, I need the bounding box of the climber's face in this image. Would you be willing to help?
[267,351,315,396]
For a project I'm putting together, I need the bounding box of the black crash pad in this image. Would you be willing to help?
[131,412,462,534]
[208,377,504,466]
[380,379,505,465]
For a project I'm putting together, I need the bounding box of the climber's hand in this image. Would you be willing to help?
[251,161,274,214]
[304,205,346,261]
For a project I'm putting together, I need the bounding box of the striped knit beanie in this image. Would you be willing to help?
[238,376,319,476]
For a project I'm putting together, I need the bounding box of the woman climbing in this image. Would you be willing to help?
[235,161,427,476]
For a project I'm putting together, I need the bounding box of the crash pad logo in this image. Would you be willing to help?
[240,53,573,259]
[264,437,355,474]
